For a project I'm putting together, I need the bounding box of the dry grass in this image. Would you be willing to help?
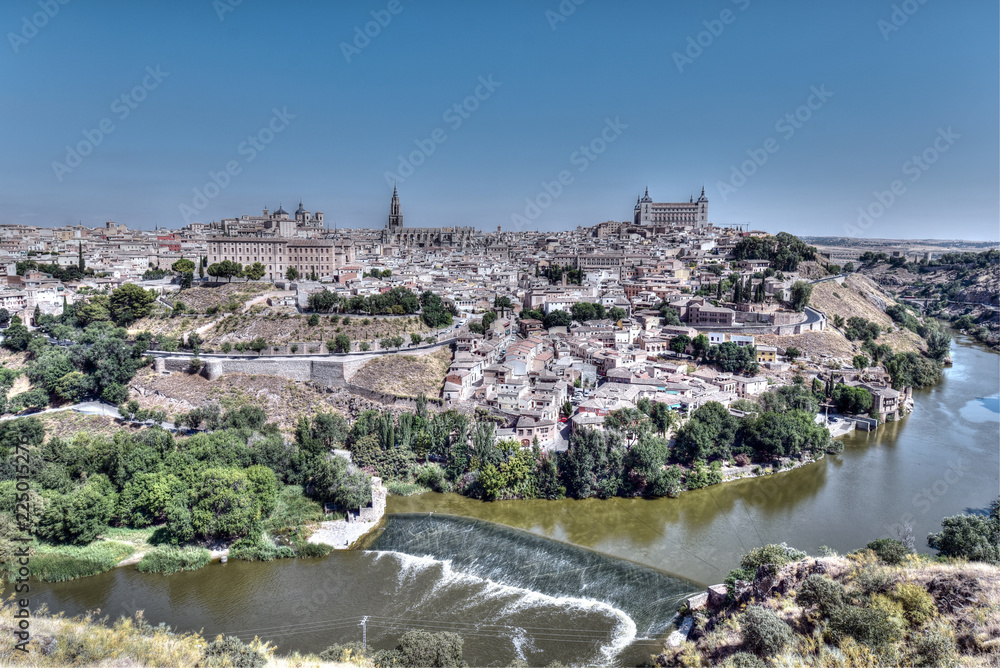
[757,274,925,363]
[350,347,452,398]
[663,554,1000,667]
[35,412,146,441]
[0,605,363,667]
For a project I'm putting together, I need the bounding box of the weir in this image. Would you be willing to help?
[365,513,700,640]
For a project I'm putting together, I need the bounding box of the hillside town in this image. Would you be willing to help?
[0,186,930,449]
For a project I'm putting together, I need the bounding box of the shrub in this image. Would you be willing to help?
[853,565,895,596]
[296,542,334,559]
[726,652,766,668]
[864,538,912,565]
[910,622,957,666]
[891,582,936,626]
[739,605,792,657]
[734,453,751,467]
[319,642,366,662]
[220,342,232,353]
[136,546,212,575]
[828,604,905,649]
[414,463,447,493]
[201,635,267,668]
[795,574,846,616]
[228,537,295,562]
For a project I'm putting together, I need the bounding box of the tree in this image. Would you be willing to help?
[670,334,690,355]
[852,354,869,371]
[785,347,801,361]
[691,333,710,360]
[608,306,627,321]
[832,384,873,414]
[789,281,813,312]
[207,260,243,283]
[410,333,423,346]
[542,310,572,329]
[309,289,338,313]
[108,284,157,326]
[244,262,266,281]
[673,402,741,464]
[927,500,999,564]
[330,334,351,354]
[0,309,9,327]
[657,303,681,326]
[712,342,759,375]
[78,242,86,273]
[925,329,952,361]
[171,258,196,274]
[285,267,301,281]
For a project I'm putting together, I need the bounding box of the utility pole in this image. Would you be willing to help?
[359,616,368,650]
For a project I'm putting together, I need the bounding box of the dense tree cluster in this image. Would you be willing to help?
[308,286,422,317]
[674,399,833,465]
[4,317,151,408]
[732,232,817,271]
[0,411,369,554]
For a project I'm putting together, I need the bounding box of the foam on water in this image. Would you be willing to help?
[371,549,639,663]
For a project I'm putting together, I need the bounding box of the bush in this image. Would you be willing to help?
[891,582,936,626]
[910,622,957,666]
[228,537,295,562]
[853,564,895,596]
[864,538,912,565]
[795,574,846,616]
[136,546,212,574]
[414,463,447,493]
[726,652,766,668]
[319,642,367,662]
[201,635,267,668]
[828,604,905,649]
[739,605,792,656]
[295,542,334,559]
[30,541,134,582]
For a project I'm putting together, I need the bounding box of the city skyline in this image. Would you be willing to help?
[2,0,997,240]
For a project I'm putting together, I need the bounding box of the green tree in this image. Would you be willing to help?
[171,258,196,274]
[927,499,999,564]
[789,281,813,312]
[542,310,572,329]
[670,334,690,355]
[244,262,266,281]
[852,354,869,371]
[832,384,873,414]
[691,333,710,360]
[785,347,801,361]
[108,284,157,326]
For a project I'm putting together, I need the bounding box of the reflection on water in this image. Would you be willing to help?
[960,394,1000,423]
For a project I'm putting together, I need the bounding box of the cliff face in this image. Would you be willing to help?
[658,553,1000,667]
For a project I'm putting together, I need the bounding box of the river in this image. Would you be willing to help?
[22,335,999,666]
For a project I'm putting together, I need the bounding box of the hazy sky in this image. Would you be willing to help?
[2,0,997,240]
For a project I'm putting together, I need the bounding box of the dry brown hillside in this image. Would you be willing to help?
[350,347,452,398]
[758,274,924,363]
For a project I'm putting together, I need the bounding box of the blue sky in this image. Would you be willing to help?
[2,0,997,240]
